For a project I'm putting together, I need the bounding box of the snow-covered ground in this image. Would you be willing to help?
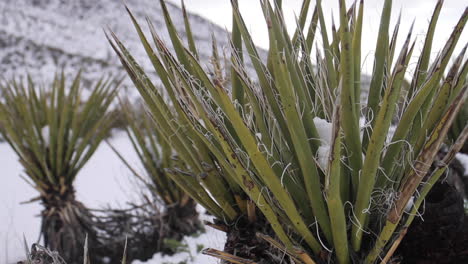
[132,210,226,264]
[0,131,226,263]
[0,142,42,263]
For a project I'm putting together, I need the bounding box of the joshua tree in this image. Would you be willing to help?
[108,0,467,263]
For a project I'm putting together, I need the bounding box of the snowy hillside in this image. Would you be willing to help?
[0,0,260,88]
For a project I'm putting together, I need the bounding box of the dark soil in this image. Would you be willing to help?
[221,213,287,264]
[94,198,203,263]
[397,182,468,264]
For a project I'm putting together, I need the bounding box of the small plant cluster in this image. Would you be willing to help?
[108,0,468,263]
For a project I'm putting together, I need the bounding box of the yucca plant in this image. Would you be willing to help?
[106,99,203,258]
[107,0,468,263]
[0,72,118,263]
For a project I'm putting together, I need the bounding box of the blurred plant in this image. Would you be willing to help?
[104,99,203,259]
[0,72,118,263]
[107,0,468,263]
[19,243,67,264]
[112,99,193,209]
[19,236,128,264]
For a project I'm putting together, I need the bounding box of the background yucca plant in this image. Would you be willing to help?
[108,0,467,263]
[107,99,203,257]
[0,72,118,263]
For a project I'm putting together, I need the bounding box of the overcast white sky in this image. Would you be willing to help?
[168,0,467,74]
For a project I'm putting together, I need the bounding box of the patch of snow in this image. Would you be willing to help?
[404,196,415,213]
[313,118,333,172]
[359,116,397,145]
[456,153,468,176]
[0,142,42,263]
[75,131,142,207]
[255,132,262,141]
[41,125,50,146]
[317,145,330,171]
[313,117,332,146]
[359,117,366,141]
[134,208,225,264]
[387,125,396,143]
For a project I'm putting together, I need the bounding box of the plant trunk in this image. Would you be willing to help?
[41,187,99,264]
[221,211,289,264]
